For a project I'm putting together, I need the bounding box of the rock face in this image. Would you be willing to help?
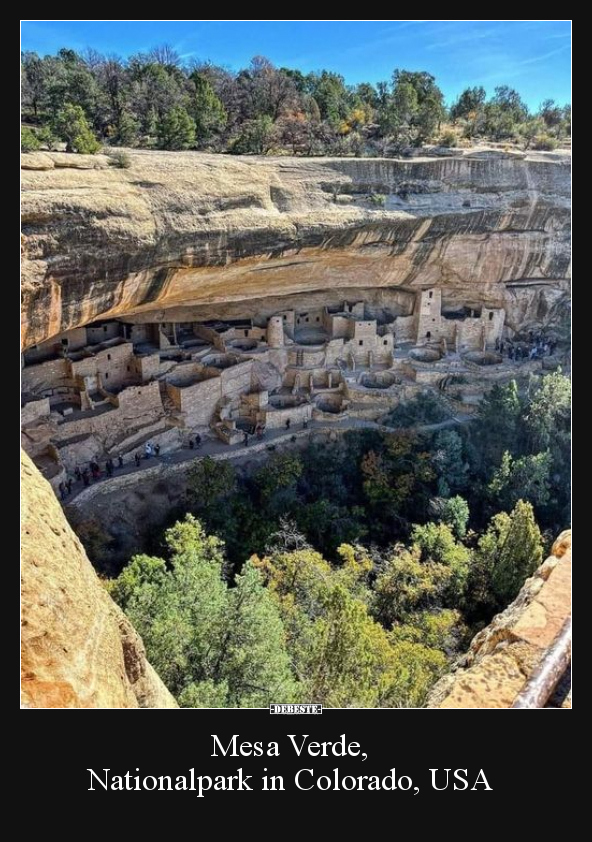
[21,450,177,708]
[427,531,571,709]
[21,149,570,350]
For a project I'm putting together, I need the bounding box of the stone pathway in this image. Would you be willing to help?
[62,413,472,506]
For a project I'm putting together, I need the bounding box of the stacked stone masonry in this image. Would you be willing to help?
[21,289,564,490]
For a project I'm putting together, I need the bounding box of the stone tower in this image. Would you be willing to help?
[416,288,442,343]
[267,315,284,348]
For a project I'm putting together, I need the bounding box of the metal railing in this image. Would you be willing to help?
[511,616,572,709]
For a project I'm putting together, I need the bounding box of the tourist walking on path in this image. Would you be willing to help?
[59,481,66,500]
[155,443,161,457]
[195,434,202,449]
[285,418,291,430]
[82,469,90,487]
[145,442,152,459]
[243,432,249,447]
[118,454,124,469]
[75,466,81,482]
[66,477,73,495]
[134,452,141,468]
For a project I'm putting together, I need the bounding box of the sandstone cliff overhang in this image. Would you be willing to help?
[21,149,571,349]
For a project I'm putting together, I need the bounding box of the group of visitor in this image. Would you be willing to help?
[495,332,558,362]
[143,441,160,459]
[57,442,165,501]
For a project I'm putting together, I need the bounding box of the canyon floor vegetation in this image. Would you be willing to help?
[109,372,570,707]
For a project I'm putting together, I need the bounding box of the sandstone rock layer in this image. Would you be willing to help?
[20,450,177,708]
[21,149,570,349]
[427,530,571,709]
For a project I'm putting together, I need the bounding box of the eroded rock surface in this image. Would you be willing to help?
[427,530,572,709]
[20,450,177,708]
[21,149,570,349]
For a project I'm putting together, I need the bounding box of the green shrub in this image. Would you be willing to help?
[385,392,449,428]
[21,126,40,152]
[532,133,558,151]
[439,130,457,147]
[52,104,101,154]
[108,150,132,169]
[369,192,386,207]
[38,126,60,150]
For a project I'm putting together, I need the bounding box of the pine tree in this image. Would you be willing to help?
[156,105,196,150]
[189,73,227,145]
[111,515,297,707]
[51,103,101,153]
[115,110,140,146]
[21,126,40,152]
[468,500,543,617]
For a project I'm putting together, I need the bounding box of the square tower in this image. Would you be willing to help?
[416,288,442,343]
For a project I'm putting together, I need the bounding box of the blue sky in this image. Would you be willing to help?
[21,20,571,108]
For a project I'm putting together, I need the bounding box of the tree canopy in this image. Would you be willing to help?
[110,370,570,708]
[22,47,570,155]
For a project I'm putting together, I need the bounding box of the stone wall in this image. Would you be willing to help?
[194,323,226,350]
[265,403,312,429]
[457,318,484,352]
[296,308,324,329]
[277,309,295,338]
[52,381,164,452]
[128,323,156,345]
[417,288,442,342]
[21,397,50,426]
[325,313,351,339]
[483,307,505,349]
[70,342,135,391]
[133,352,160,382]
[288,347,327,366]
[350,319,378,340]
[22,357,72,394]
[55,433,103,471]
[23,327,89,365]
[220,359,254,399]
[394,315,417,341]
[427,531,571,709]
[87,322,121,345]
[166,377,221,426]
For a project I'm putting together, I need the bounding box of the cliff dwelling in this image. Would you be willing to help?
[21,286,562,494]
[20,147,571,502]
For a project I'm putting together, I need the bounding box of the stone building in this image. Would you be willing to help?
[415,288,505,352]
[20,289,526,487]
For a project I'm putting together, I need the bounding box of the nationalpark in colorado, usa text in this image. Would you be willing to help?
[87,735,492,794]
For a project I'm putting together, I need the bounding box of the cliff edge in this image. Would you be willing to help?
[427,530,571,708]
[21,450,177,708]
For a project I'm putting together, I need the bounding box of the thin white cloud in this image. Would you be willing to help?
[515,44,570,67]
[426,25,502,51]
